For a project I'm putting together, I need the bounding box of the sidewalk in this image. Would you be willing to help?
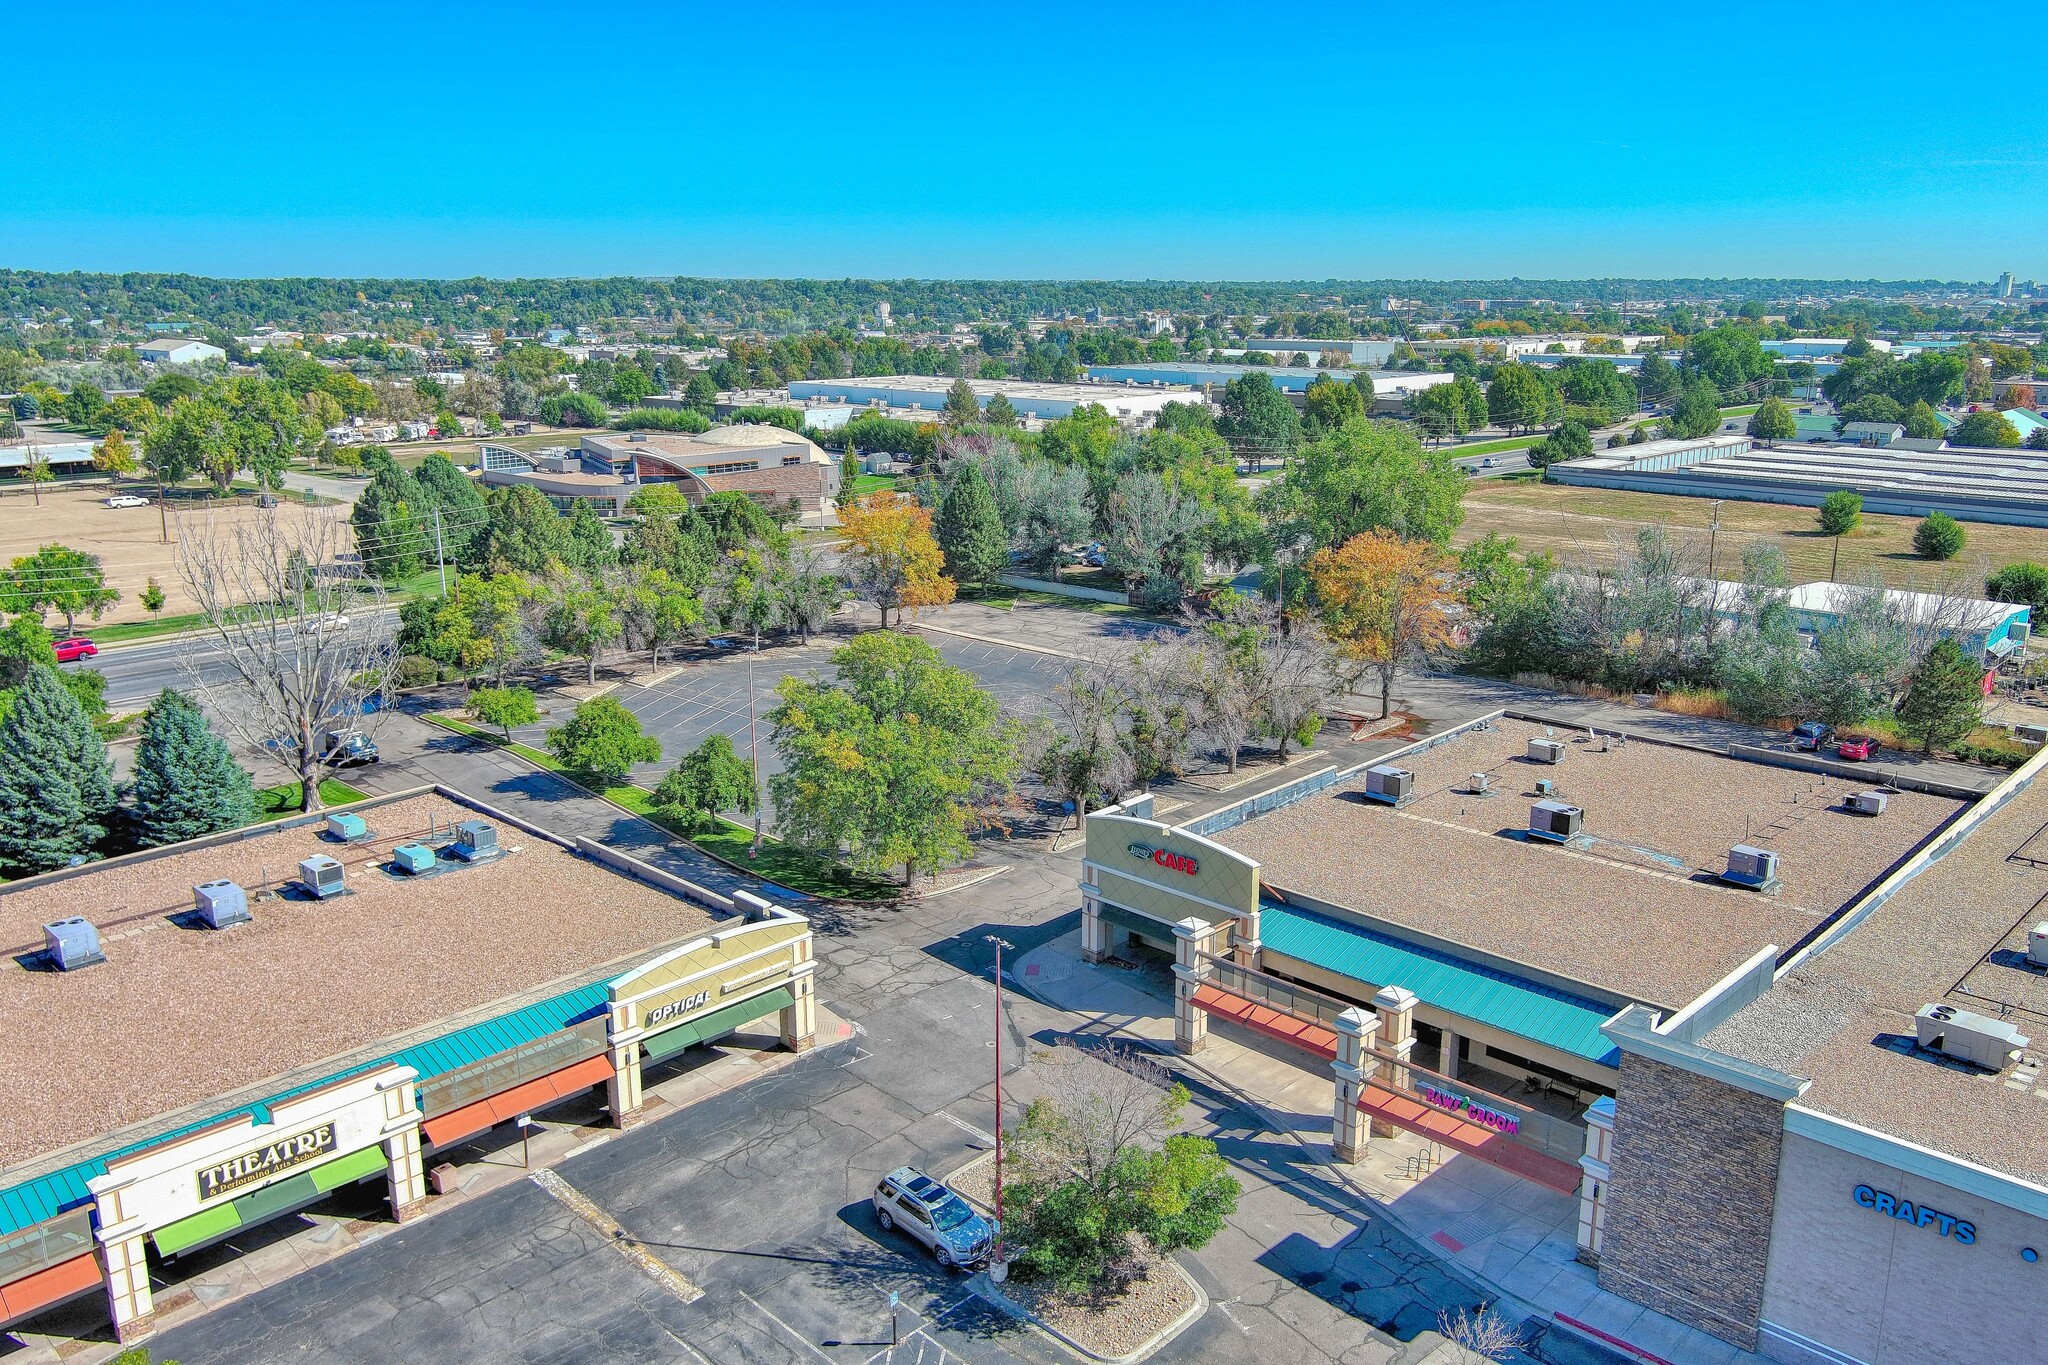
[1013,930,1766,1365]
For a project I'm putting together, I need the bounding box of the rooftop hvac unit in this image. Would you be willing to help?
[1528,738,1566,764]
[392,842,437,875]
[1363,765,1414,806]
[1915,1003,2030,1070]
[43,918,104,970]
[1528,800,1582,843]
[2030,923,2048,969]
[1534,778,1557,796]
[1469,772,1491,795]
[1721,844,1780,891]
[327,812,368,842]
[2017,724,2048,747]
[1846,790,1889,816]
[299,855,347,899]
[193,879,251,929]
[452,820,498,861]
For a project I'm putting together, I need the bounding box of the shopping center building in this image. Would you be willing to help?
[1081,713,2048,1363]
[0,788,816,1344]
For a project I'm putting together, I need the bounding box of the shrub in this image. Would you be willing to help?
[612,406,712,433]
[391,655,441,689]
[1817,490,1862,537]
[1912,511,1966,560]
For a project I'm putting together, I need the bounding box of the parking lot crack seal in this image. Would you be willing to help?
[528,1167,705,1304]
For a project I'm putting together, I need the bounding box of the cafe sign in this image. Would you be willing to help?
[1128,842,1199,876]
[195,1122,338,1201]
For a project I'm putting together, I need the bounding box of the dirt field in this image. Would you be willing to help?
[0,487,348,625]
[1457,480,2048,591]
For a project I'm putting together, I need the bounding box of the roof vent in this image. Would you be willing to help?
[299,855,347,899]
[1846,791,1888,816]
[194,879,251,929]
[1528,738,1566,764]
[1721,845,1780,892]
[1528,800,1582,843]
[1915,1003,2029,1070]
[452,820,498,861]
[1468,772,1492,796]
[392,842,437,875]
[2028,923,2048,969]
[1363,765,1414,806]
[327,812,368,843]
[43,918,104,970]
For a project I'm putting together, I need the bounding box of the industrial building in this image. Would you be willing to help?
[1548,433,2048,528]
[0,439,95,475]
[785,375,1196,423]
[479,425,842,520]
[1079,712,2048,1363]
[1084,363,1451,407]
[0,788,816,1345]
[1225,339,1398,367]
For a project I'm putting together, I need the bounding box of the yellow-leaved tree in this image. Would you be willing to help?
[1308,530,1462,718]
[840,491,956,627]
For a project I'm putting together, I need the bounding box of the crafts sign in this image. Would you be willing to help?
[1128,843,1199,876]
[196,1123,338,1201]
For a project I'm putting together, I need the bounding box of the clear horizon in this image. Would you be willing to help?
[4,1,2041,282]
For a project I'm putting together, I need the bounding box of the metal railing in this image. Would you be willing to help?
[1367,1049,1586,1163]
[1196,951,1354,1029]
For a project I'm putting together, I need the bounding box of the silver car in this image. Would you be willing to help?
[872,1167,995,1269]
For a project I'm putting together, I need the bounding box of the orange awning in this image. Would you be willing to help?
[0,1253,102,1325]
[1191,983,1339,1059]
[1358,1083,1581,1194]
[423,1054,615,1148]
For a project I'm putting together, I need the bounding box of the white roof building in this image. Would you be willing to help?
[137,338,226,366]
[786,376,1198,423]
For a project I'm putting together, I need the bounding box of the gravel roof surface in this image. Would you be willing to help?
[1706,769,2048,1183]
[0,794,715,1168]
[1216,719,1966,1010]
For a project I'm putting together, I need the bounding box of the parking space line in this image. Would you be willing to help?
[737,1288,840,1365]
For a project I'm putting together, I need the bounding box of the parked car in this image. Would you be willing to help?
[1082,542,1106,568]
[103,494,149,509]
[320,730,379,767]
[301,612,350,633]
[1791,721,1833,752]
[1835,736,1876,762]
[53,637,97,663]
[872,1167,996,1269]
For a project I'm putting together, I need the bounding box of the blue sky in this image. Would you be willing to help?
[3,1,2041,280]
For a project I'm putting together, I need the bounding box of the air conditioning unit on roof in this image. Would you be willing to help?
[1721,845,1780,891]
[1846,791,1888,816]
[1528,800,1582,843]
[1916,1003,2029,1070]
[327,812,367,842]
[194,879,250,929]
[43,918,104,970]
[299,855,346,899]
[2029,923,2048,969]
[453,820,498,861]
[392,843,437,875]
[1363,765,1414,806]
[1528,738,1566,764]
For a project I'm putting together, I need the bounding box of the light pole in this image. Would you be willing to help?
[984,934,1013,1273]
[748,652,764,856]
[1707,500,1723,581]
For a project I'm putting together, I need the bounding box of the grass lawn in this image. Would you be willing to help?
[847,473,901,498]
[1458,479,2048,589]
[426,714,901,901]
[91,612,212,644]
[254,779,370,821]
[1433,435,1538,458]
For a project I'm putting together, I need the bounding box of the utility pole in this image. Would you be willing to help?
[434,506,448,598]
[1830,533,1842,583]
[984,934,1013,1275]
[748,652,764,856]
[1707,501,1723,581]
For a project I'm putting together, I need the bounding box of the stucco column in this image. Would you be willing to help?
[1372,985,1417,1138]
[1080,888,1111,964]
[1171,917,1212,1054]
[97,1230,153,1344]
[1231,901,1261,969]
[1439,1028,1462,1081]
[782,959,817,1052]
[1330,1007,1380,1164]
[385,1126,427,1222]
[1576,1096,1615,1266]
[606,1035,644,1128]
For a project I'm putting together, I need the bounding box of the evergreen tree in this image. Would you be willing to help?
[0,666,118,873]
[982,392,1021,429]
[130,689,256,847]
[350,460,429,578]
[935,462,1009,591]
[1895,639,1984,754]
[566,500,616,571]
[942,378,980,426]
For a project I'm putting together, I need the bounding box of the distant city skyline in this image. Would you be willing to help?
[4,1,2041,282]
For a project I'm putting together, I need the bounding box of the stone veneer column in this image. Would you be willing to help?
[1596,1054,1787,1352]
[782,958,818,1051]
[1440,1028,1462,1081]
[1575,1096,1615,1266]
[385,1127,427,1222]
[97,1230,153,1343]
[1231,901,1261,969]
[1330,1007,1380,1163]
[1371,985,1417,1138]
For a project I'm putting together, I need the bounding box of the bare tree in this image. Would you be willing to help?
[1028,658,1140,827]
[1010,1042,1189,1190]
[1435,1306,1523,1363]
[177,509,392,812]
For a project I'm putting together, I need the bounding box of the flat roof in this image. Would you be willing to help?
[1705,764,2048,1184]
[0,791,715,1170]
[1215,718,1966,1010]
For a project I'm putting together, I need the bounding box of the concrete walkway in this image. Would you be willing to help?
[1013,930,1767,1365]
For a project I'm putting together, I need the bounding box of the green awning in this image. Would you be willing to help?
[152,1144,388,1256]
[641,987,793,1065]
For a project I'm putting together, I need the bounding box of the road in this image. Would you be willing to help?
[91,613,399,708]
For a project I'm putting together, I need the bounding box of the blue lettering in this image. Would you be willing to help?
[1853,1185,1975,1248]
[1894,1201,1918,1223]
[1874,1192,1896,1216]
[1854,1185,1876,1208]
[1935,1212,1957,1237]
[1916,1206,1938,1229]
[1956,1221,1977,1246]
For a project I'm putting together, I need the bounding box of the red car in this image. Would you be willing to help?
[54,637,98,663]
[1835,736,1875,761]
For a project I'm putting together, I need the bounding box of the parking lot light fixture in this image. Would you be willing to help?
[984,934,1013,1269]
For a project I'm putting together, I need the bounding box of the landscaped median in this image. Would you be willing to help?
[423,713,902,902]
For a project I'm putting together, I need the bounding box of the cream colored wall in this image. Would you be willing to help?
[1084,813,1258,928]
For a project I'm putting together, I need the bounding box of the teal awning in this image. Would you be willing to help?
[641,987,794,1065]
[1259,901,1622,1067]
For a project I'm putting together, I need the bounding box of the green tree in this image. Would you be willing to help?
[1987,561,2048,617]
[413,451,490,563]
[129,689,256,847]
[467,684,539,740]
[1217,371,1300,467]
[140,576,166,620]
[8,544,120,632]
[0,666,118,873]
[350,462,428,579]
[1682,324,1771,395]
[540,573,623,683]
[683,370,718,415]
[21,447,54,504]
[1913,511,1966,560]
[544,696,659,789]
[982,392,1021,429]
[1818,490,1862,537]
[941,377,980,427]
[477,485,572,573]
[1637,352,1679,405]
[1666,380,1722,439]
[1952,410,2021,449]
[652,733,757,834]
[934,461,1009,592]
[1904,400,1944,441]
[1894,639,1984,754]
[565,500,616,572]
[1485,362,1554,433]
[1748,397,1797,442]
[1256,419,1465,550]
[1302,374,1366,434]
[1038,404,1121,469]
[1836,394,1905,426]
[769,631,1018,886]
[1528,419,1592,469]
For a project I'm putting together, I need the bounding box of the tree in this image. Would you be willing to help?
[1836,394,1904,426]
[1666,380,1722,439]
[652,733,756,834]
[93,428,137,475]
[1682,324,1771,395]
[1527,419,1592,469]
[1894,639,1984,755]
[840,491,956,626]
[619,564,702,667]
[21,446,53,504]
[129,688,256,847]
[1987,562,2048,618]
[1217,371,1300,468]
[176,510,392,813]
[1910,511,1965,563]
[1815,490,1862,546]
[565,500,616,572]
[1038,404,1120,469]
[1407,383,1472,443]
[934,461,1009,593]
[8,544,120,632]
[1952,410,2021,449]
[1717,544,1806,724]
[467,684,539,741]
[1309,531,1461,718]
[683,371,718,415]
[982,392,1021,429]
[1485,363,1554,434]
[781,546,844,643]
[1101,469,1214,609]
[539,571,622,683]
[1904,400,1944,441]
[545,696,660,789]
[1802,582,1911,728]
[1015,459,1093,579]
[477,485,572,573]
[0,666,118,873]
[1302,374,1365,434]
[941,377,980,427]
[140,576,166,620]
[350,461,428,579]
[1256,419,1465,551]
[769,631,1018,886]
[1637,352,1678,406]
[1748,397,1797,442]
[413,451,490,564]
[1029,659,1139,827]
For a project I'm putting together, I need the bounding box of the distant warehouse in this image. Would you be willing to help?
[1084,362,1452,407]
[786,375,1196,423]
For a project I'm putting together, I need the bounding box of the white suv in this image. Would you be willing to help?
[104,494,149,509]
[872,1167,995,1269]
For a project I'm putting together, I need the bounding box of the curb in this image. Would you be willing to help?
[969,1263,1208,1365]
